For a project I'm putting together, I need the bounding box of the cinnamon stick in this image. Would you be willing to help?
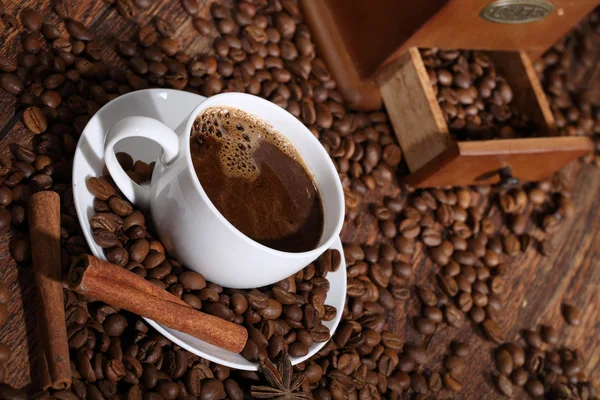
[72,254,190,308]
[28,191,71,390]
[68,255,248,353]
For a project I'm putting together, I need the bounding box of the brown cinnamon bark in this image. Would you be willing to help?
[69,255,248,353]
[72,254,191,308]
[28,191,71,390]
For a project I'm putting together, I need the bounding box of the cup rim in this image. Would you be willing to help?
[180,92,345,259]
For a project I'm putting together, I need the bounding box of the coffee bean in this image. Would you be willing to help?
[22,106,47,134]
[442,373,462,392]
[444,304,465,328]
[23,33,42,54]
[193,17,213,35]
[201,379,225,400]
[525,379,544,397]
[181,0,199,15]
[510,367,528,387]
[154,16,175,37]
[103,314,127,336]
[0,56,17,73]
[87,177,117,200]
[414,318,436,335]
[502,343,524,368]
[417,286,438,307]
[66,20,94,41]
[482,319,504,343]
[562,304,581,326]
[138,26,157,47]
[523,329,543,349]
[10,237,31,263]
[104,359,126,382]
[495,348,514,375]
[116,0,136,18]
[20,8,43,32]
[1,73,25,95]
[495,374,513,396]
[172,271,204,292]
[540,325,559,345]
[54,0,75,19]
[449,341,468,358]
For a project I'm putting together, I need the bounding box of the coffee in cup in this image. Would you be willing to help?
[190,106,324,253]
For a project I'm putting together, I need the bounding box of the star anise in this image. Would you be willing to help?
[250,354,311,400]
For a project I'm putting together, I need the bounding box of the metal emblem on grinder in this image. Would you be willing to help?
[480,0,554,24]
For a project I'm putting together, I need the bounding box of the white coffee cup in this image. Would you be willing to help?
[104,92,344,289]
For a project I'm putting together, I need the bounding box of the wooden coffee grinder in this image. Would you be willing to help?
[301,0,597,187]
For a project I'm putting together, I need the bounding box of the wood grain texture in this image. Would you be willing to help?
[377,48,451,172]
[488,51,556,130]
[299,0,382,111]
[406,136,594,187]
[384,0,600,72]
[0,1,597,398]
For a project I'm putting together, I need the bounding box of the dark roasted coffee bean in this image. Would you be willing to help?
[482,319,504,343]
[20,8,43,32]
[181,0,199,15]
[417,286,437,307]
[450,341,469,357]
[174,271,205,291]
[116,0,136,18]
[23,106,47,134]
[525,379,544,397]
[495,374,513,396]
[66,20,94,41]
[1,73,25,95]
[541,325,559,345]
[138,26,158,47]
[0,56,17,73]
[193,17,213,35]
[410,372,428,394]
[495,348,514,375]
[42,23,61,39]
[414,318,436,334]
[87,177,117,200]
[523,329,543,349]
[511,367,528,387]
[103,314,127,336]
[153,16,175,37]
[444,304,464,328]
[54,0,75,19]
[23,33,42,54]
[503,343,525,367]
[562,304,581,326]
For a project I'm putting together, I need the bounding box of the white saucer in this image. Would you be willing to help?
[72,89,346,370]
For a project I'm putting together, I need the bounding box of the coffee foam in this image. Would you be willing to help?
[192,106,301,179]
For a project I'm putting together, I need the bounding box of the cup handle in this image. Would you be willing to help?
[104,116,180,209]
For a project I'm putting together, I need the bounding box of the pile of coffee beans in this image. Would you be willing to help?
[48,289,246,400]
[421,48,540,141]
[492,317,596,398]
[0,0,598,398]
[535,8,600,166]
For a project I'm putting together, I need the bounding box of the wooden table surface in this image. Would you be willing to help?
[0,1,598,398]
